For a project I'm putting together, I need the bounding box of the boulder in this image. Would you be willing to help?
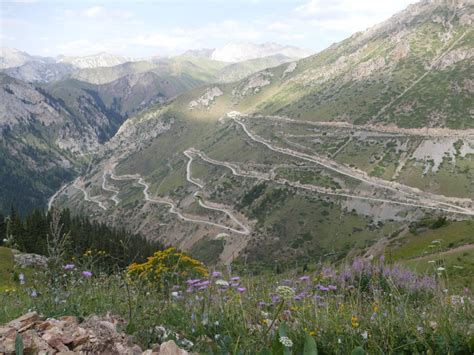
[14,252,48,268]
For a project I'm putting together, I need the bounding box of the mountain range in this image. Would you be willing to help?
[1,0,473,267]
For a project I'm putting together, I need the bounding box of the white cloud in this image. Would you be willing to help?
[132,33,193,49]
[83,6,104,18]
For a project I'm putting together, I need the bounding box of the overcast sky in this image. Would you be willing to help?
[1,0,415,58]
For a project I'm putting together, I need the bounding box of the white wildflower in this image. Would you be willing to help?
[216,279,229,287]
[361,330,368,340]
[428,260,436,264]
[279,336,293,347]
[437,267,445,271]
[276,286,295,300]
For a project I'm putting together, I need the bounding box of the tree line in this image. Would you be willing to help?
[0,207,165,269]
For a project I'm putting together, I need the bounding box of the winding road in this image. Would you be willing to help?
[228,113,474,216]
[107,166,250,235]
[188,148,474,215]
[72,177,107,210]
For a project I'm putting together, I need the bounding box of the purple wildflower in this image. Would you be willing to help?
[186,279,201,285]
[328,285,337,291]
[195,280,210,287]
[63,264,75,270]
[237,287,246,293]
[212,271,222,278]
[299,275,310,282]
[82,271,92,278]
[230,276,240,282]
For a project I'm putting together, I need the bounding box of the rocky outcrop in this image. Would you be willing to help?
[0,312,190,355]
[189,87,223,110]
[13,252,48,268]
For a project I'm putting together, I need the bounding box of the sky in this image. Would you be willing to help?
[1,0,415,58]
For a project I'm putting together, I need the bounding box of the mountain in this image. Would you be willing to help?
[210,42,312,62]
[0,73,125,214]
[52,0,474,267]
[56,52,131,69]
[0,47,53,69]
[2,61,75,83]
[182,42,312,62]
[215,54,295,83]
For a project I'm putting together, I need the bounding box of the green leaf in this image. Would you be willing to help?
[303,333,318,355]
[278,322,292,355]
[258,349,272,355]
[15,333,24,355]
[278,322,288,338]
[351,346,365,355]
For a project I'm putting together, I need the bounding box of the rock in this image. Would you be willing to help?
[14,252,48,268]
[7,311,39,329]
[0,312,191,354]
[160,340,189,355]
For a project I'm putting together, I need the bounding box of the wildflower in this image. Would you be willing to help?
[18,273,25,285]
[82,271,92,278]
[258,301,267,307]
[276,286,296,300]
[361,330,368,340]
[299,275,310,282]
[428,260,436,264]
[317,284,329,292]
[338,338,342,344]
[211,271,222,278]
[230,282,240,287]
[429,321,438,330]
[450,295,465,306]
[237,287,246,293]
[63,264,75,270]
[351,315,359,328]
[437,267,445,271]
[309,330,317,336]
[328,284,337,291]
[31,290,37,297]
[171,291,180,298]
[279,336,293,347]
[195,280,210,287]
[215,279,229,287]
[186,279,201,285]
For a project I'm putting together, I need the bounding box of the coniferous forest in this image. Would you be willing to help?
[0,208,164,269]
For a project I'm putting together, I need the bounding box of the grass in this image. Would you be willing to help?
[388,220,474,261]
[0,247,14,291]
[1,251,472,353]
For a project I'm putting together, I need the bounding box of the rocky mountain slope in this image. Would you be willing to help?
[52,0,474,266]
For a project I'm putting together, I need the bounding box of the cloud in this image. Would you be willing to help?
[293,0,415,30]
[9,0,39,3]
[83,6,104,18]
[132,33,193,49]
